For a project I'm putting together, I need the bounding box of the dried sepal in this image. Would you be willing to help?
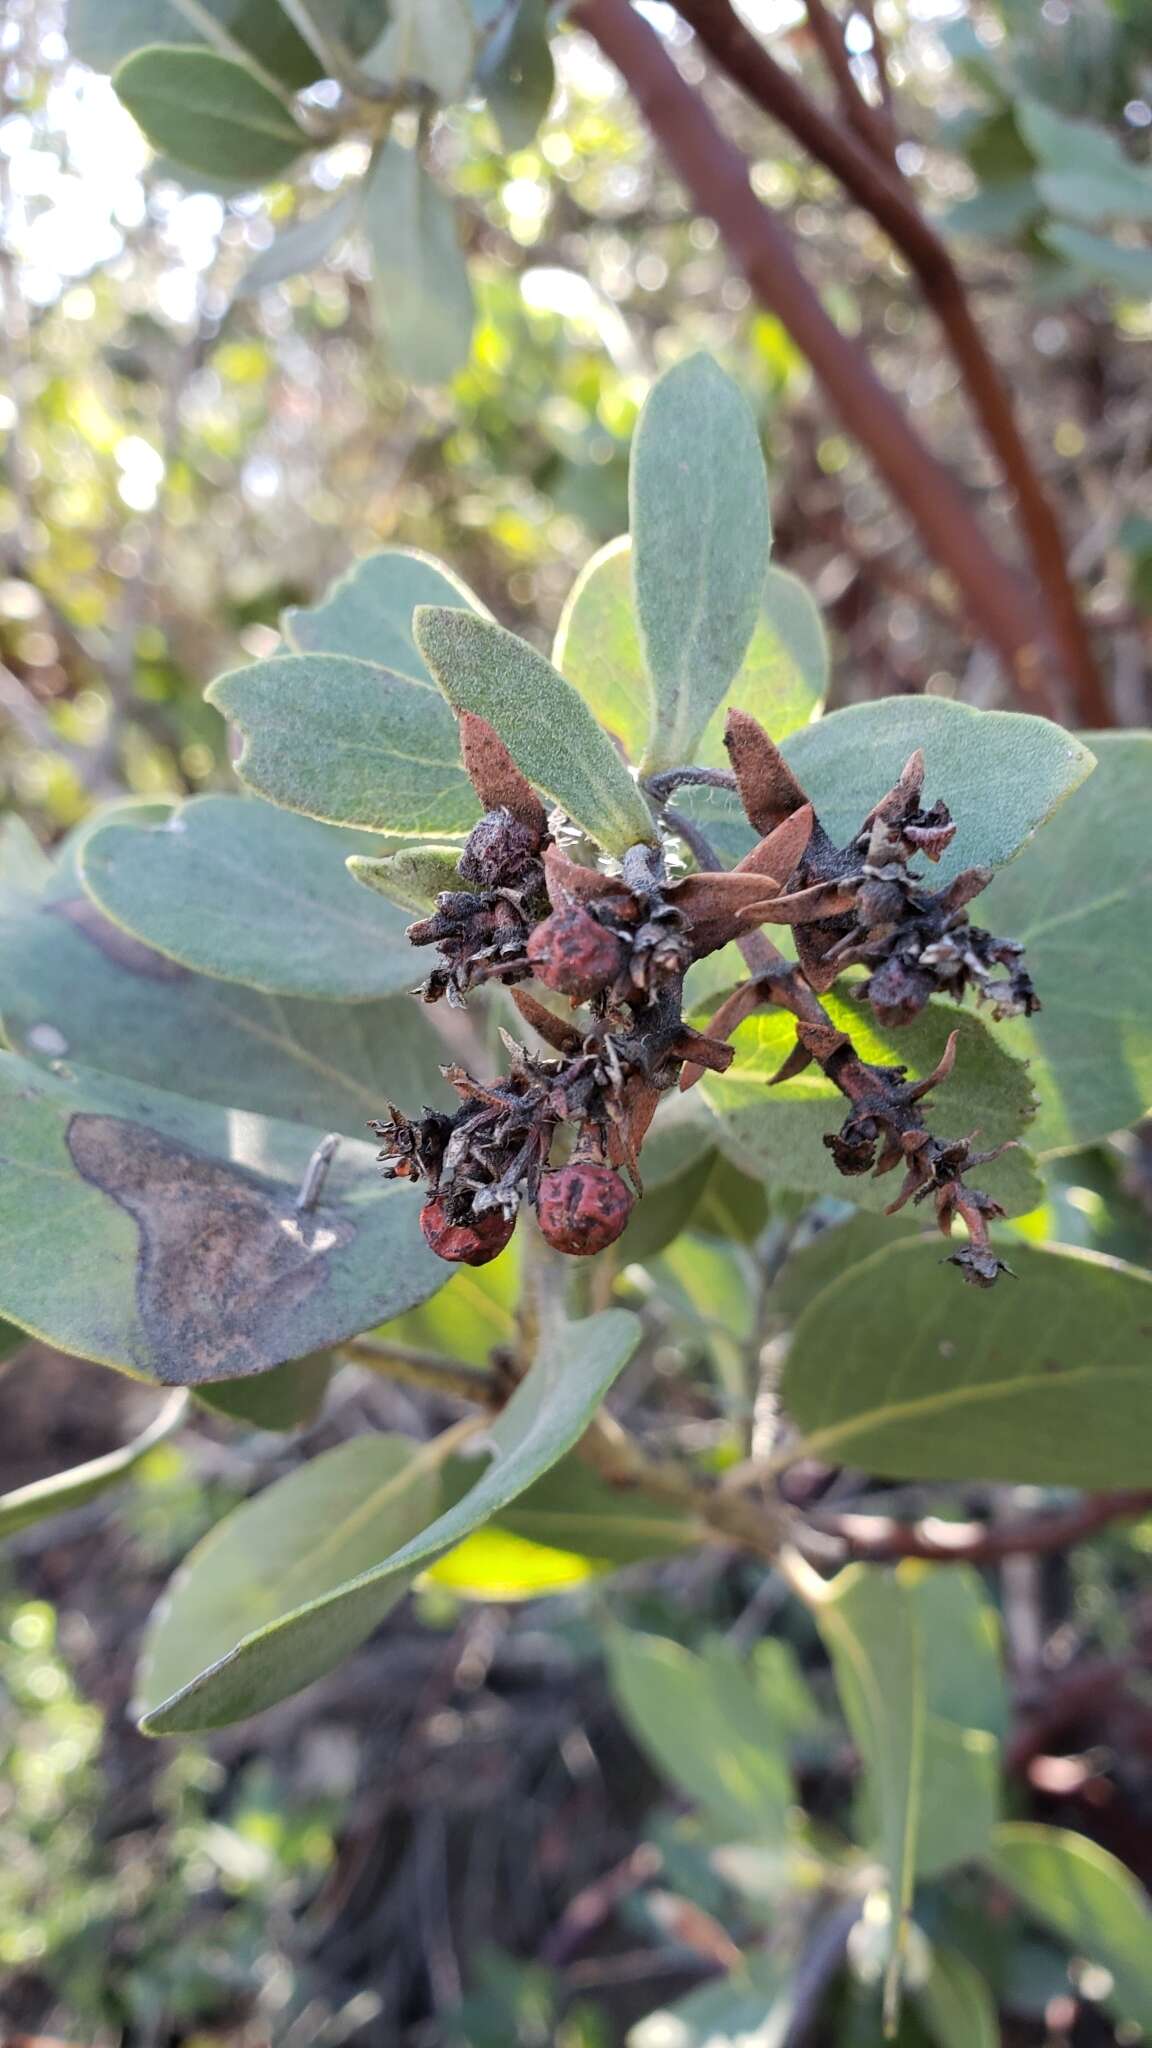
[734,804,815,883]
[458,710,549,840]
[723,709,810,832]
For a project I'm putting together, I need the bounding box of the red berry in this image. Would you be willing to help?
[527,906,625,1003]
[535,1163,634,1256]
[420,1195,516,1266]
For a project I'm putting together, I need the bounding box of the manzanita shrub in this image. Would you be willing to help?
[5,354,1152,2039]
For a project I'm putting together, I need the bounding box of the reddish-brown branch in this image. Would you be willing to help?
[817,1490,1152,1565]
[668,0,1109,726]
[856,0,896,125]
[802,0,898,163]
[572,0,1062,712]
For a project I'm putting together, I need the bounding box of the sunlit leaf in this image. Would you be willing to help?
[631,354,771,772]
[207,653,480,835]
[113,47,310,185]
[704,994,1042,1217]
[414,605,657,853]
[553,539,824,768]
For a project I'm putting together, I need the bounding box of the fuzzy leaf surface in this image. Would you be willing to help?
[283,544,486,677]
[553,536,824,766]
[680,696,1095,877]
[79,795,420,1000]
[0,809,445,1134]
[414,605,656,852]
[630,354,771,771]
[207,653,480,835]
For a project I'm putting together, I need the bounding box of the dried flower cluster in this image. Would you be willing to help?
[373,709,1036,1286]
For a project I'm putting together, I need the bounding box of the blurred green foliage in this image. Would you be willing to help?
[0,1589,340,2034]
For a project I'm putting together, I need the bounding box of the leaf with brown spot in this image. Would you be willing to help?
[0,1051,449,1384]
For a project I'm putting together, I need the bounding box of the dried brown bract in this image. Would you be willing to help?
[377,707,1038,1285]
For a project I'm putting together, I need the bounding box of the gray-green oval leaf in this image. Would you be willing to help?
[137,1431,449,1722]
[980,732,1152,1154]
[139,1308,640,1730]
[113,47,310,184]
[284,545,487,676]
[782,1239,1152,1486]
[0,806,447,1137]
[680,695,1096,878]
[206,653,480,836]
[631,354,771,773]
[79,796,420,1001]
[414,605,656,852]
[553,539,823,767]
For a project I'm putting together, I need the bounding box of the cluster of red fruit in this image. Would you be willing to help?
[373,705,1037,1286]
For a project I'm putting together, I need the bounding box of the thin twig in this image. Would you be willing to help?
[667,0,1108,724]
[803,0,898,164]
[340,1338,502,1407]
[813,1490,1152,1564]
